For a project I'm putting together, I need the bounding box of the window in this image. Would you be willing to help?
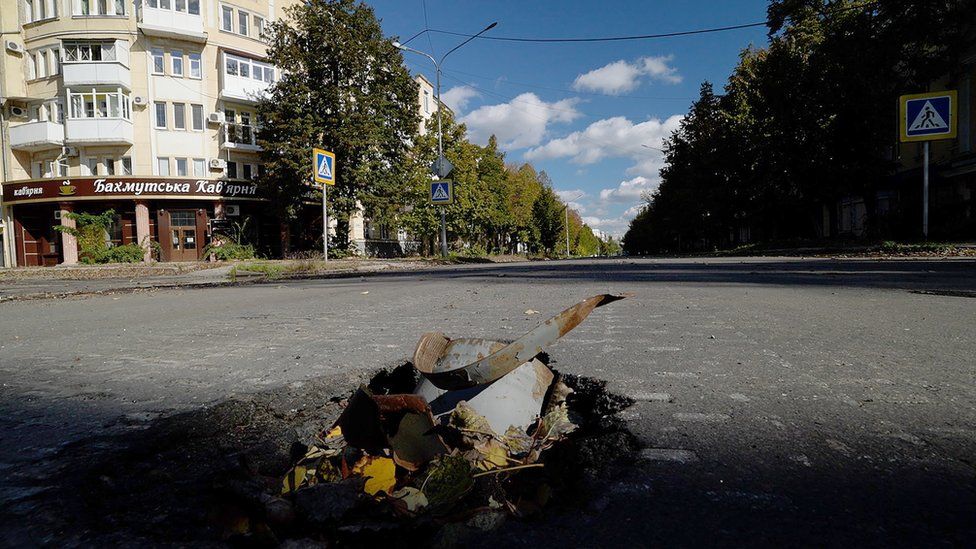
[146,0,156,7]
[242,163,252,179]
[159,0,169,8]
[50,48,60,74]
[175,0,184,11]
[226,161,237,179]
[254,15,265,37]
[63,41,118,62]
[35,51,47,78]
[157,157,170,176]
[221,5,233,31]
[151,48,164,74]
[187,0,199,14]
[224,53,274,83]
[423,91,430,114]
[27,54,37,80]
[173,103,186,130]
[85,157,99,175]
[154,102,167,128]
[188,52,201,78]
[192,158,206,177]
[74,0,123,16]
[238,10,248,36]
[239,61,249,78]
[171,49,183,76]
[25,0,33,23]
[104,157,115,175]
[225,56,238,76]
[190,104,204,130]
[121,156,132,175]
[176,158,188,176]
[67,89,130,119]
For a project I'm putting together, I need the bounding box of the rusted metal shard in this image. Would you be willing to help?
[413,293,627,390]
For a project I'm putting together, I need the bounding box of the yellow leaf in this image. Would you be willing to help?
[281,464,308,495]
[351,456,396,496]
[474,440,510,471]
[325,426,342,439]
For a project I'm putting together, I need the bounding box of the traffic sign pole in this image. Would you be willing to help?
[323,184,329,262]
[923,141,929,239]
[440,208,447,257]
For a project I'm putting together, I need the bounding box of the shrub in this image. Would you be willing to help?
[205,240,256,261]
[102,243,146,263]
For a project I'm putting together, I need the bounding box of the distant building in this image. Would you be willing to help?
[0,0,296,266]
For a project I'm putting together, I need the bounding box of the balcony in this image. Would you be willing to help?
[221,122,261,152]
[220,53,273,104]
[62,62,131,90]
[137,4,206,42]
[8,121,64,151]
[65,117,134,145]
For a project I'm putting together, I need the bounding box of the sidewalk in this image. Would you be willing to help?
[0,259,434,302]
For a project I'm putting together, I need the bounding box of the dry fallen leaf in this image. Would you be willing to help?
[524,309,539,315]
[350,456,396,496]
[390,487,428,512]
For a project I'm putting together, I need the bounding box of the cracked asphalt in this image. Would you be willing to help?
[1,256,974,546]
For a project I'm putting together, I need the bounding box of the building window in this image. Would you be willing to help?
[104,157,115,175]
[154,102,167,128]
[68,89,130,119]
[171,49,183,76]
[74,0,123,16]
[224,53,274,83]
[63,41,119,63]
[254,15,265,37]
[121,156,132,175]
[188,52,201,79]
[242,163,252,179]
[226,161,237,179]
[225,56,238,76]
[221,5,233,31]
[192,158,205,177]
[25,0,34,22]
[187,0,198,14]
[50,48,60,74]
[176,157,188,176]
[190,104,204,130]
[173,103,186,130]
[151,48,164,74]
[238,10,248,36]
[85,157,98,175]
[424,91,430,114]
[174,0,184,11]
[157,157,170,176]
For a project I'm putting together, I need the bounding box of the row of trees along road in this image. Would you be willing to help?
[624,0,974,255]
[256,0,619,257]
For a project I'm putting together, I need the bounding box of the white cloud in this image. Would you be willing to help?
[580,215,631,238]
[599,176,658,203]
[440,85,479,113]
[460,93,581,150]
[572,55,682,95]
[524,114,682,178]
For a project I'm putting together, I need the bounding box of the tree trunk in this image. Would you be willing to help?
[279,222,291,258]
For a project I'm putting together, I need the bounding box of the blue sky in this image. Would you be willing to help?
[368,0,771,236]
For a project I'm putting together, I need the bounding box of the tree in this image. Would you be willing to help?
[257,0,419,255]
[531,180,564,254]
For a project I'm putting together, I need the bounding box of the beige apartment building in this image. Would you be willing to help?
[0,0,297,266]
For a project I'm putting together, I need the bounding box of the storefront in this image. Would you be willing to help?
[1,176,266,266]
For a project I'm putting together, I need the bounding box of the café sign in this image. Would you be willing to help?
[2,177,261,204]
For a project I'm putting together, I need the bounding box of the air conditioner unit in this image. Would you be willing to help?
[54,210,62,220]
[5,41,24,54]
[8,105,27,118]
[208,112,224,124]
[209,158,226,169]
[63,146,79,157]
[225,204,240,216]
[132,95,147,106]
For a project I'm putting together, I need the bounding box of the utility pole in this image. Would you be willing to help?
[395,22,497,258]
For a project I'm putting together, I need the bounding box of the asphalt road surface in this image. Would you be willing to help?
[1,257,975,546]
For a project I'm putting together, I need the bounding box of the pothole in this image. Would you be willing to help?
[46,366,638,546]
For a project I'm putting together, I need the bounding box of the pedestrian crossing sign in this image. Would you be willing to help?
[430,180,453,205]
[313,148,336,185]
[900,91,956,142]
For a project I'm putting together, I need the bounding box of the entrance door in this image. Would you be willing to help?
[168,210,199,261]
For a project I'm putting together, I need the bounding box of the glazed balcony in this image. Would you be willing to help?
[8,121,65,151]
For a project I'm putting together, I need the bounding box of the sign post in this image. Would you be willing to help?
[313,148,336,261]
[899,91,957,239]
[430,180,453,255]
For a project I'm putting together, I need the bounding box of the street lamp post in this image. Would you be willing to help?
[394,22,497,258]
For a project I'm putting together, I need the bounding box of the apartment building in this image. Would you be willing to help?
[0,0,296,266]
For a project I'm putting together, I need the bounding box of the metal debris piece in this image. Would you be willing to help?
[416,358,554,433]
[413,293,627,390]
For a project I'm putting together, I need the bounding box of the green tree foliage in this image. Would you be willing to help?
[531,175,565,254]
[624,0,974,254]
[257,0,419,254]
